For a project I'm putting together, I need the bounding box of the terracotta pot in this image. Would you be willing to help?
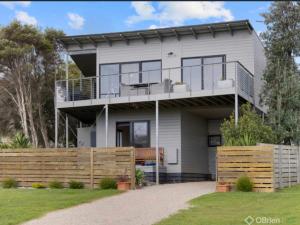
[117,181,131,191]
[216,183,231,192]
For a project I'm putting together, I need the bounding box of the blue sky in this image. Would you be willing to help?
[0,1,271,35]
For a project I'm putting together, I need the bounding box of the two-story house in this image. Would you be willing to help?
[55,20,266,183]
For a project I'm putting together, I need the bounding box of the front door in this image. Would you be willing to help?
[116,122,130,147]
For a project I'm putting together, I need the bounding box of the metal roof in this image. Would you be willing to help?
[58,20,253,48]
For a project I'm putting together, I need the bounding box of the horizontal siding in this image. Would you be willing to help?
[253,34,266,111]
[96,108,182,173]
[98,39,162,64]
[181,32,255,75]
[97,30,255,82]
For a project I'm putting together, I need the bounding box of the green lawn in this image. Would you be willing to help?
[0,188,120,225]
[157,185,300,225]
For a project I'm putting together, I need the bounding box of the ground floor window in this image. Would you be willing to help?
[116,121,150,148]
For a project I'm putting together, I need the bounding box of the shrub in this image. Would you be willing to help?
[0,139,9,149]
[135,169,145,186]
[10,133,31,148]
[32,183,47,189]
[68,180,84,189]
[221,103,276,146]
[99,178,117,189]
[2,177,18,188]
[236,176,253,192]
[49,180,64,189]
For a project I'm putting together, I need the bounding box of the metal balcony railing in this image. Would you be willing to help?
[55,61,254,103]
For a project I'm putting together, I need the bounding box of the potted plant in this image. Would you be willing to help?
[216,180,231,192]
[117,169,131,191]
[135,169,145,189]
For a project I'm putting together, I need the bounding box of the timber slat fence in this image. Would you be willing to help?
[217,145,300,192]
[0,147,135,189]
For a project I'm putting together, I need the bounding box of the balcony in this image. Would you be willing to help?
[55,61,254,106]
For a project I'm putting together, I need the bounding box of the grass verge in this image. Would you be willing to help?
[157,185,300,225]
[0,188,120,225]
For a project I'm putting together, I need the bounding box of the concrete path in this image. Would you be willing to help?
[23,182,215,225]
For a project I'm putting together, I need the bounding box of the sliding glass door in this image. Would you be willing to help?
[182,55,225,91]
[100,64,120,97]
[182,58,202,92]
[121,63,139,85]
[203,56,224,90]
[116,121,150,148]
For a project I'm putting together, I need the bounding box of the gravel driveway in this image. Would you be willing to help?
[23,182,215,225]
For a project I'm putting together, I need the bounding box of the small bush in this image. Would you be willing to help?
[99,178,117,189]
[135,169,145,186]
[236,176,253,192]
[0,142,9,149]
[10,133,31,148]
[2,177,18,188]
[32,183,47,189]
[49,180,64,189]
[68,180,84,189]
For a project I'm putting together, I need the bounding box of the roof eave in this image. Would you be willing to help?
[58,20,254,48]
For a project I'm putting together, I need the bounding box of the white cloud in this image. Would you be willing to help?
[0,1,31,10]
[127,1,234,27]
[67,13,85,30]
[148,24,165,29]
[15,11,37,26]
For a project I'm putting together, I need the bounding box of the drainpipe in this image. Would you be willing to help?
[155,100,159,185]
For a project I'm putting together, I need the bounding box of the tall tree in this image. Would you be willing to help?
[0,21,64,147]
[260,1,300,144]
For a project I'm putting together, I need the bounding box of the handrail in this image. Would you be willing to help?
[56,61,253,82]
[55,61,255,103]
[236,61,254,78]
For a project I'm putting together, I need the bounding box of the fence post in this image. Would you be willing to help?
[130,147,136,189]
[215,147,218,182]
[289,146,291,188]
[90,148,94,189]
[272,145,275,191]
[279,145,282,188]
[298,146,300,184]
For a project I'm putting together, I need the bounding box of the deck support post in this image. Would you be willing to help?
[234,63,239,127]
[55,108,59,148]
[65,114,69,148]
[64,53,69,147]
[105,104,108,148]
[155,100,159,185]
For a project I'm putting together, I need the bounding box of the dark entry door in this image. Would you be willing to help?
[116,122,130,147]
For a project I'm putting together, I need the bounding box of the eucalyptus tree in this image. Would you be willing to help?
[260,1,300,144]
[0,21,64,147]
